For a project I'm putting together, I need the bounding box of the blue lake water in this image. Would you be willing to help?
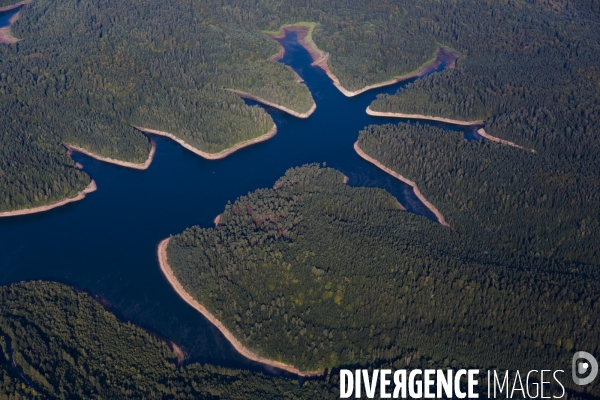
[0,13,12,28]
[0,6,21,28]
[0,32,480,374]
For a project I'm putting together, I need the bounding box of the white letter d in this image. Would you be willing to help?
[340,370,354,398]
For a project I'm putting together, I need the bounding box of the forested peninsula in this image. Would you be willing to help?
[368,0,600,159]
[6,0,597,217]
[265,23,457,97]
[65,143,156,170]
[0,0,314,213]
[0,281,341,399]
[357,123,600,265]
[165,165,600,398]
[158,238,321,377]
[2,279,595,398]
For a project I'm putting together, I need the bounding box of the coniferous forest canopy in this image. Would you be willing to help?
[167,165,600,396]
[369,0,600,161]
[0,0,313,212]
[2,0,600,397]
[0,281,341,399]
[3,282,594,400]
[358,124,600,266]
[0,0,19,8]
[2,0,599,212]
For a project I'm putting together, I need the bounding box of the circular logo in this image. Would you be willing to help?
[572,351,598,386]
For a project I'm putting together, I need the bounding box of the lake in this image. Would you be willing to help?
[0,31,479,375]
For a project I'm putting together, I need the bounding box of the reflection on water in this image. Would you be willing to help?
[0,31,479,374]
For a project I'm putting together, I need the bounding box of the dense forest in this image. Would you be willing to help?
[358,123,600,266]
[0,106,92,212]
[0,0,312,212]
[4,0,598,213]
[0,1,19,9]
[368,0,600,161]
[1,278,596,398]
[217,0,442,91]
[0,281,341,399]
[167,165,599,397]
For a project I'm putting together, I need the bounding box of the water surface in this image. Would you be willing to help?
[0,32,479,374]
[0,3,25,28]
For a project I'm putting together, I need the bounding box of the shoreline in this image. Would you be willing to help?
[0,180,97,218]
[267,25,458,97]
[476,128,535,152]
[227,89,316,118]
[366,108,534,151]
[353,141,450,227]
[366,107,484,126]
[65,142,156,170]
[0,1,29,12]
[0,5,26,44]
[136,124,277,160]
[168,341,185,365]
[0,123,275,217]
[315,49,456,98]
[157,238,323,377]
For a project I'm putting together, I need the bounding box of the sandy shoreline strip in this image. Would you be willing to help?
[0,124,275,217]
[136,124,277,160]
[227,89,316,119]
[313,51,452,98]
[366,108,534,151]
[168,341,185,365]
[0,6,25,44]
[157,238,322,377]
[354,142,449,227]
[0,180,97,218]
[476,128,534,152]
[268,25,457,98]
[0,1,29,12]
[65,142,156,170]
[366,107,484,126]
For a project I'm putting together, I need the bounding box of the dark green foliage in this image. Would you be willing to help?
[0,281,339,399]
[167,165,600,398]
[0,100,90,212]
[0,0,313,212]
[0,351,35,399]
[358,123,600,265]
[219,0,442,91]
[369,0,600,160]
[0,0,20,9]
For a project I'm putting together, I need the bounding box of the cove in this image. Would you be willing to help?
[0,3,25,43]
[0,8,18,28]
[0,32,481,375]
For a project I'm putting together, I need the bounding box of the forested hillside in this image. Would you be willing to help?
[358,123,600,266]
[4,0,598,215]
[0,0,312,212]
[0,281,340,399]
[0,1,20,9]
[167,165,600,398]
[368,0,600,161]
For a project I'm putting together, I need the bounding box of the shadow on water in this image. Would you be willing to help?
[0,31,481,376]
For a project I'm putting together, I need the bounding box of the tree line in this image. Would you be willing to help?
[0,280,341,399]
[167,165,600,398]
